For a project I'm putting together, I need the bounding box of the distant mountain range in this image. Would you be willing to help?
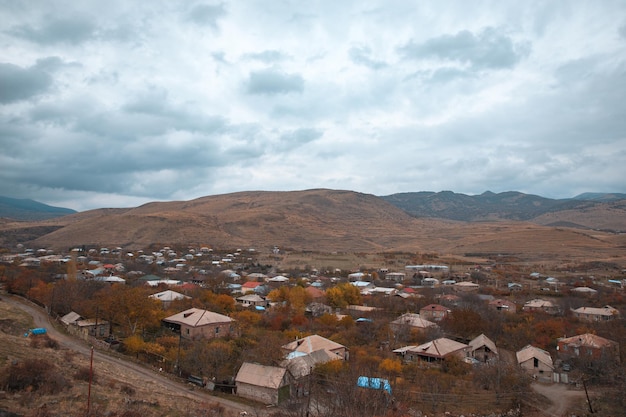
[0,196,77,221]
[380,191,626,223]
[0,190,624,259]
[1,191,625,226]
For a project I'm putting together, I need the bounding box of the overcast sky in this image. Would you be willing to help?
[1,1,625,211]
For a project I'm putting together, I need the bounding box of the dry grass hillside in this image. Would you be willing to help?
[0,189,624,264]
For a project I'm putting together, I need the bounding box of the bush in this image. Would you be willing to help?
[1,358,67,394]
[29,334,59,350]
[73,365,96,382]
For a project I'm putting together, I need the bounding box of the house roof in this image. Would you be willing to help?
[408,338,468,359]
[282,348,339,379]
[149,290,190,302]
[163,308,233,327]
[420,304,449,312]
[489,299,516,309]
[572,306,619,317]
[305,286,325,298]
[558,333,617,348]
[454,281,479,288]
[60,311,82,325]
[516,345,553,368]
[235,362,288,389]
[242,281,263,289]
[237,294,266,302]
[523,299,555,308]
[570,286,598,294]
[282,335,346,356]
[468,333,498,355]
[391,313,436,329]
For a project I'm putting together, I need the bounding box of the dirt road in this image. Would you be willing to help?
[5,295,264,416]
[530,382,588,417]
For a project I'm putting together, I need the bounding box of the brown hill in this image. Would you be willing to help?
[0,189,623,263]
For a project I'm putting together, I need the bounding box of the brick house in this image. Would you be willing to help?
[557,333,620,363]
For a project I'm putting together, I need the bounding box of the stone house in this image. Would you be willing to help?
[235,362,293,405]
[516,345,554,382]
[162,308,235,340]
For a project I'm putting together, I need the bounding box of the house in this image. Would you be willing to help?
[60,311,110,340]
[571,305,620,322]
[453,281,480,293]
[282,348,340,395]
[162,308,235,340]
[570,286,598,297]
[282,335,348,361]
[394,338,469,363]
[149,290,190,308]
[419,304,450,322]
[241,281,264,294]
[557,333,620,363]
[236,294,270,308]
[235,362,293,405]
[516,345,554,382]
[389,313,437,334]
[305,302,334,317]
[488,299,516,313]
[385,272,406,282]
[468,334,498,363]
[522,299,559,315]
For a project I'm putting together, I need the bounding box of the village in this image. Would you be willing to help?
[1,242,625,416]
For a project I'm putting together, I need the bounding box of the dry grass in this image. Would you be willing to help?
[0,299,241,417]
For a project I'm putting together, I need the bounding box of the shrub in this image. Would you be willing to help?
[73,365,96,382]
[1,358,67,394]
[29,335,59,350]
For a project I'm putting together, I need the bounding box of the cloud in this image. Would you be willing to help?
[277,127,323,151]
[349,46,387,70]
[243,50,289,63]
[186,3,226,29]
[0,61,53,103]
[246,69,304,95]
[398,27,530,70]
[8,15,96,45]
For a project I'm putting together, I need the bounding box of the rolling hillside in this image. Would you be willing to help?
[0,189,623,263]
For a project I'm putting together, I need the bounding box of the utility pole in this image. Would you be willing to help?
[87,346,94,414]
[582,378,594,414]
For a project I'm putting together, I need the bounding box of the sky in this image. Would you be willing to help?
[1,1,625,212]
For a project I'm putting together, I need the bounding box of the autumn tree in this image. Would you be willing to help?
[97,285,163,336]
[440,308,486,340]
[326,283,361,309]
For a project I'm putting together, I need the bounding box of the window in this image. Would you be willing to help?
[533,358,539,368]
[215,327,220,334]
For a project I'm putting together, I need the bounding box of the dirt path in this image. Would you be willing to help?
[530,382,588,417]
[5,295,266,416]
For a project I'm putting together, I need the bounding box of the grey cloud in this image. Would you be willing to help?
[9,16,96,45]
[0,62,53,103]
[278,128,323,151]
[246,69,304,95]
[244,50,289,63]
[186,3,226,28]
[399,27,530,69]
[429,67,473,83]
[620,23,626,39]
[349,46,387,70]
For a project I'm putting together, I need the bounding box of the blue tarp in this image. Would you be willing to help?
[357,376,391,394]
